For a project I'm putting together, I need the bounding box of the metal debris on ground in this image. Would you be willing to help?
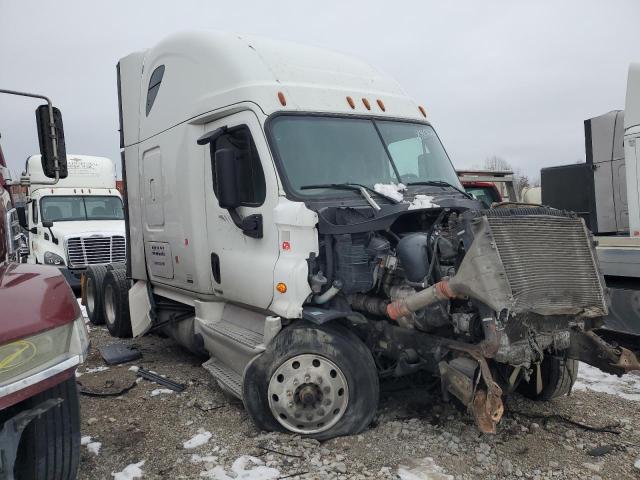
[137,367,186,392]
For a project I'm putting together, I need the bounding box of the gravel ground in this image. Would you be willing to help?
[76,323,640,480]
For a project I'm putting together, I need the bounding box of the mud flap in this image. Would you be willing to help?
[128,280,153,337]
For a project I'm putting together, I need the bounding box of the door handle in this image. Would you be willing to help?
[211,253,221,284]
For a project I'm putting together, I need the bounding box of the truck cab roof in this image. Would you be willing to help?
[118,31,428,147]
[26,154,117,191]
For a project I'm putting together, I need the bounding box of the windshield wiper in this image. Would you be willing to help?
[300,182,400,210]
[406,180,473,199]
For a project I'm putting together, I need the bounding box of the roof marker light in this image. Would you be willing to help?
[377,99,386,112]
[277,91,287,106]
[346,96,355,109]
[418,105,427,118]
[362,98,371,110]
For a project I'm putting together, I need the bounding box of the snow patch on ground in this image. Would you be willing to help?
[128,366,140,372]
[77,298,88,320]
[374,182,406,202]
[87,441,102,455]
[150,388,174,397]
[112,461,145,480]
[634,456,640,470]
[191,453,219,464]
[200,456,279,480]
[574,362,640,401]
[183,429,212,449]
[76,366,109,377]
[398,457,454,480]
[81,435,102,455]
[408,194,438,210]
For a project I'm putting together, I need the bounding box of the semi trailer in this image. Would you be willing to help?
[22,154,125,290]
[0,89,88,479]
[87,31,640,439]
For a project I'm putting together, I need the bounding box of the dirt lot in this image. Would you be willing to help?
[76,322,640,480]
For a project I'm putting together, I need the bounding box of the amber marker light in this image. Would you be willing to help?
[276,282,287,294]
[377,99,386,111]
[418,105,427,118]
[346,96,355,109]
[362,98,371,110]
[277,91,287,106]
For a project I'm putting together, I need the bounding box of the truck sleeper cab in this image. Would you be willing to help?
[24,154,125,290]
[104,31,640,440]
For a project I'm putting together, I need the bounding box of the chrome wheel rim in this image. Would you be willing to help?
[267,354,349,434]
[104,283,116,326]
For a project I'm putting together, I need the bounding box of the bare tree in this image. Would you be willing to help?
[483,155,535,199]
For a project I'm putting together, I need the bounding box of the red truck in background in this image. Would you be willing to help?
[0,90,88,480]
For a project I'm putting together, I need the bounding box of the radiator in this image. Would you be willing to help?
[485,212,607,317]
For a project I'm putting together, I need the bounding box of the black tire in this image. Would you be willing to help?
[85,265,108,325]
[102,268,132,338]
[14,376,81,480]
[518,356,579,401]
[243,321,379,441]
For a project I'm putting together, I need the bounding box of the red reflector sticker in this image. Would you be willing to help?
[282,241,291,251]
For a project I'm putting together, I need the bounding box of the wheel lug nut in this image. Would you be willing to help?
[304,374,310,382]
[317,377,323,384]
[292,379,299,386]
[288,401,294,408]
[286,390,293,398]
[317,409,325,416]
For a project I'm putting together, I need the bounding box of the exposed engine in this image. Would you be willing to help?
[305,204,638,433]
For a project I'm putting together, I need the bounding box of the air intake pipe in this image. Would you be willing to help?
[387,217,513,322]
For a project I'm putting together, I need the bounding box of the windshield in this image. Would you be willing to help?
[269,115,462,197]
[41,196,124,222]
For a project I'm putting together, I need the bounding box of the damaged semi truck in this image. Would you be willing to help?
[91,31,640,439]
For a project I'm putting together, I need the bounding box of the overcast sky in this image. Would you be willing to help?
[1,0,639,180]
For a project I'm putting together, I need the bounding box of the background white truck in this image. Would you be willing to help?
[541,63,640,350]
[22,154,125,290]
[85,31,638,440]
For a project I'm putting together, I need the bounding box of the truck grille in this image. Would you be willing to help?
[485,211,607,317]
[66,235,126,268]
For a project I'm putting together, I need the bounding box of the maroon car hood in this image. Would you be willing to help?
[0,263,79,344]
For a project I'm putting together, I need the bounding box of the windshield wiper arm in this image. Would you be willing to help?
[300,182,400,207]
[406,180,473,199]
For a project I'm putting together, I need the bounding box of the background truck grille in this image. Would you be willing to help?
[485,212,607,317]
[66,236,126,268]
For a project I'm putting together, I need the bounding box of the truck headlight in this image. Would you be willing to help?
[44,251,65,266]
[0,315,89,388]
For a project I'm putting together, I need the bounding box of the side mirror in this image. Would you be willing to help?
[214,148,240,210]
[15,205,27,229]
[36,104,67,179]
[42,220,53,228]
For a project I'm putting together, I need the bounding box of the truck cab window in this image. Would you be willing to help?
[146,65,165,116]
[213,126,266,206]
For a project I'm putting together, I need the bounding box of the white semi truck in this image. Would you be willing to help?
[22,154,125,290]
[87,31,639,439]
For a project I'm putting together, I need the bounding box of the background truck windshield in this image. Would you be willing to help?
[269,115,462,196]
[41,196,124,222]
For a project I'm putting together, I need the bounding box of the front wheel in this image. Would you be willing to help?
[243,321,379,441]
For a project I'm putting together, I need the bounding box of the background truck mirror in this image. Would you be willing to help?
[35,104,68,179]
[214,148,240,210]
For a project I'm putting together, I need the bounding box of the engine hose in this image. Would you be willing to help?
[386,279,457,320]
[314,279,343,304]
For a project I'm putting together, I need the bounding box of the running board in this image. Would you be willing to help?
[203,357,243,399]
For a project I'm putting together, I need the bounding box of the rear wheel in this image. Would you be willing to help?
[518,356,579,401]
[102,268,132,338]
[243,321,379,441]
[14,376,81,480]
[85,265,108,325]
